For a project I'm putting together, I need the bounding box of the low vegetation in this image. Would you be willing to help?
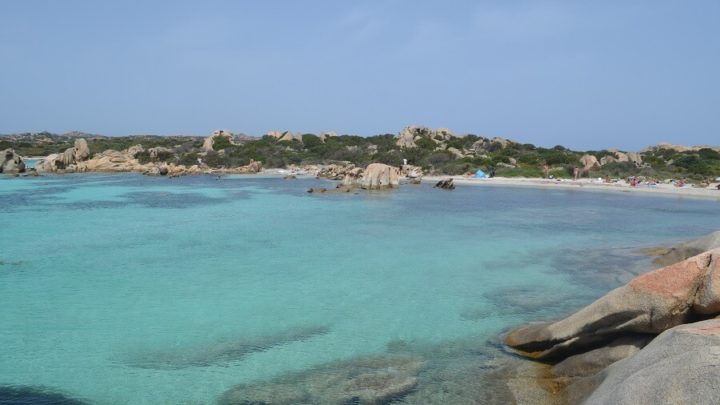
[2,129,719,182]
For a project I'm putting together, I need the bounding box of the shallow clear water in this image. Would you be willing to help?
[1,174,719,404]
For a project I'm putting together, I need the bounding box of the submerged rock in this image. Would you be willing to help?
[219,354,425,405]
[642,230,720,267]
[125,325,329,369]
[0,385,88,404]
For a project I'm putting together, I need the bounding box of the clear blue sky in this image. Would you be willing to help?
[1,1,718,150]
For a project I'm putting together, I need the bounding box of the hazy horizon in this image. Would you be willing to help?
[2,1,718,150]
[4,127,718,153]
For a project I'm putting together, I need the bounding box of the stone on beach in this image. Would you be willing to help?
[504,248,720,360]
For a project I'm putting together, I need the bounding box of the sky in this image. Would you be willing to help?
[1,0,719,150]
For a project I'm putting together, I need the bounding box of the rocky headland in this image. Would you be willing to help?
[503,231,720,404]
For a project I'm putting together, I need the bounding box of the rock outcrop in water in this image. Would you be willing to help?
[504,243,720,403]
[0,149,25,174]
[219,354,425,405]
[310,163,400,191]
[434,178,455,190]
[360,163,399,190]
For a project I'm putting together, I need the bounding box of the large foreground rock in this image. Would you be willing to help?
[360,163,400,190]
[505,249,720,360]
[551,335,651,378]
[583,318,720,405]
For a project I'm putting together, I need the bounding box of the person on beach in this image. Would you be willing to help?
[543,164,549,179]
[573,166,579,180]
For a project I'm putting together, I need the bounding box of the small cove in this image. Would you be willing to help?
[2,173,719,404]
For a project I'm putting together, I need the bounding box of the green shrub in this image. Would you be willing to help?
[212,136,232,151]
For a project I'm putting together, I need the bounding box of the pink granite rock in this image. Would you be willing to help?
[505,249,720,360]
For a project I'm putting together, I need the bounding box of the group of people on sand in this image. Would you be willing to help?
[461,162,719,190]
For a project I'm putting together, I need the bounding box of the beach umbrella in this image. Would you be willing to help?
[475,169,486,178]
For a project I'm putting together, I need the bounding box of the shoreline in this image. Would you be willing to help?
[7,168,720,200]
[424,175,720,200]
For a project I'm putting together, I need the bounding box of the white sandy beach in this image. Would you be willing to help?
[424,175,720,200]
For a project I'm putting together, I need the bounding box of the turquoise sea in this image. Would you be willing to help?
[2,174,720,404]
